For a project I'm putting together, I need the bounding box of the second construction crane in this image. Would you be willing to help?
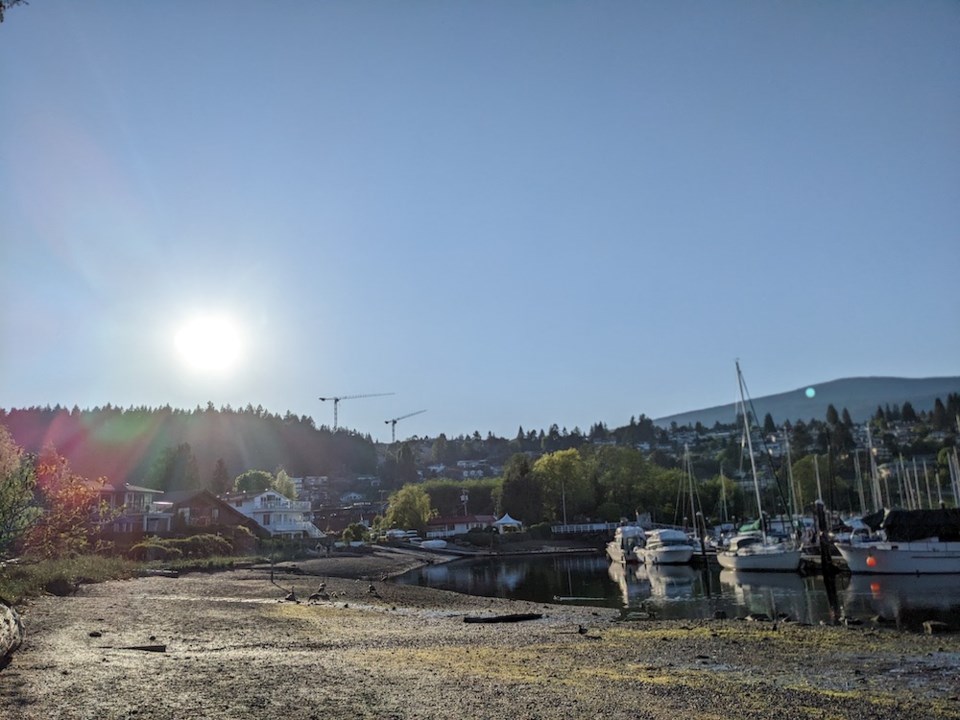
[385,409,426,443]
[318,392,394,430]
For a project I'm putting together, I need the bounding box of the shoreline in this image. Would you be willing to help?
[2,551,959,719]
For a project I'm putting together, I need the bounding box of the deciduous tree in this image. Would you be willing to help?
[0,426,39,556]
[383,485,433,531]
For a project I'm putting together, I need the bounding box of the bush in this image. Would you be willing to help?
[527,522,553,540]
[128,543,183,562]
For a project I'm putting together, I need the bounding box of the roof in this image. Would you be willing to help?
[493,513,522,526]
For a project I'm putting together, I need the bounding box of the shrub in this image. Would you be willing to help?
[127,543,183,562]
[528,522,553,540]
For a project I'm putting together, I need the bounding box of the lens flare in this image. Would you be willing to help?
[805,387,816,399]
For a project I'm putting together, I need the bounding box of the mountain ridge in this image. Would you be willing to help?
[654,376,960,428]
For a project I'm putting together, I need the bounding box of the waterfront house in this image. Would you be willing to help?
[425,514,496,539]
[223,490,324,539]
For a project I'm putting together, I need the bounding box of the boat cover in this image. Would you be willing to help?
[880,508,960,542]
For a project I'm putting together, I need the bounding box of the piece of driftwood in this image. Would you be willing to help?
[1,598,24,663]
[463,612,543,624]
[98,644,167,653]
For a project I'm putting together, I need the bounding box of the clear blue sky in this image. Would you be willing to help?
[2,1,958,442]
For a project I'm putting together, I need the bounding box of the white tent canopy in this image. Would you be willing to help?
[492,513,523,534]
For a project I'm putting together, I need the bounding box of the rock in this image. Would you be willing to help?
[44,577,79,597]
[923,621,951,635]
[89,631,103,638]
[1,598,24,664]
[713,610,728,620]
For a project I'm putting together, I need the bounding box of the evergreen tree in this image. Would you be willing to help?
[210,458,231,495]
[762,413,776,434]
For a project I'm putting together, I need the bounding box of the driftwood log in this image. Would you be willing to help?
[1,598,24,665]
[463,612,543,624]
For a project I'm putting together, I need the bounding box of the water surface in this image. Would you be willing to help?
[393,552,960,631]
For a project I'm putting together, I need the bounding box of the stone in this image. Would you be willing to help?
[923,620,951,635]
[1,598,24,664]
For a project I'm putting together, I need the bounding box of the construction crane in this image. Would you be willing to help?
[318,393,394,430]
[385,409,426,443]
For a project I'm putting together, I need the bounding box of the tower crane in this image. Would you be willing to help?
[318,392,394,430]
[385,409,426,443]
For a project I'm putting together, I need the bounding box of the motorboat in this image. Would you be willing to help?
[636,528,695,565]
[606,525,644,564]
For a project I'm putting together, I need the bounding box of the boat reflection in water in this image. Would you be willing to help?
[393,554,953,629]
[607,560,651,607]
[640,564,697,599]
[844,573,960,630]
[719,570,823,625]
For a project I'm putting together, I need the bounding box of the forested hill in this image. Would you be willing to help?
[0,406,377,489]
[655,376,960,429]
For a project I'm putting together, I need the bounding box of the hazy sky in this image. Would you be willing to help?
[2,1,958,442]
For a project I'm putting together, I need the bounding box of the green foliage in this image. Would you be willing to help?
[526,522,553,540]
[0,425,39,556]
[533,449,590,522]
[0,555,138,605]
[210,458,231,495]
[128,542,184,562]
[234,469,273,494]
[127,534,233,561]
[271,469,297,499]
[383,485,434,531]
[148,442,200,492]
[419,477,499,517]
[499,454,541,524]
[23,446,113,559]
[341,523,369,543]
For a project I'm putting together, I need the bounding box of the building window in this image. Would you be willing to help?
[263,513,271,526]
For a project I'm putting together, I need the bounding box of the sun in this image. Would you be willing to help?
[174,314,244,374]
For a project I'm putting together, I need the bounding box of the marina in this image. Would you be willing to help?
[393,552,960,631]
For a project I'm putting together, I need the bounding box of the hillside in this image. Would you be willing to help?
[654,376,960,428]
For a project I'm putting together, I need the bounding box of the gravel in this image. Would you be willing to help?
[1,549,958,720]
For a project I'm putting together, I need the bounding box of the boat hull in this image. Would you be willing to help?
[638,547,694,565]
[836,541,960,574]
[716,547,802,572]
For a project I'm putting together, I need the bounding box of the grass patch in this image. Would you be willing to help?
[0,555,138,604]
[0,554,266,604]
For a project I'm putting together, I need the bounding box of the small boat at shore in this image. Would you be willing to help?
[606,525,644,564]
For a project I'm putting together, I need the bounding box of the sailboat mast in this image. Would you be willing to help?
[736,361,767,544]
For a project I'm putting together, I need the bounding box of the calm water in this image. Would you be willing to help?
[393,552,960,631]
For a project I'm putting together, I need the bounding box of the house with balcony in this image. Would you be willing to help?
[223,490,324,539]
[98,483,172,535]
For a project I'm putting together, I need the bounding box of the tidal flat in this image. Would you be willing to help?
[1,554,958,720]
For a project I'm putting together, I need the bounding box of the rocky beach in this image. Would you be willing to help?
[1,548,959,720]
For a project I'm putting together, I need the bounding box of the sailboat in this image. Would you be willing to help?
[715,362,802,573]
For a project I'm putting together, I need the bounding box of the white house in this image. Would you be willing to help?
[223,490,324,539]
[425,514,496,539]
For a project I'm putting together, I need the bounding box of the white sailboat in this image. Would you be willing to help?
[716,362,802,573]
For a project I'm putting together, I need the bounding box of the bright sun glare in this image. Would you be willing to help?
[174,314,244,374]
